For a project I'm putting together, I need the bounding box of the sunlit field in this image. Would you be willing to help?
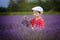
[0,13,60,40]
[0,12,60,15]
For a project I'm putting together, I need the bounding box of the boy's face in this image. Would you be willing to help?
[33,10,41,18]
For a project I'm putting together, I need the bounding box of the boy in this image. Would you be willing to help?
[30,6,44,30]
[22,6,44,30]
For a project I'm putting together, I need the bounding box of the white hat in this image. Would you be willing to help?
[32,6,43,14]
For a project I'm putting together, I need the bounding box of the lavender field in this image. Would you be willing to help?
[0,14,60,40]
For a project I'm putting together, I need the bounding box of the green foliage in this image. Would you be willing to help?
[51,0,60,11]
[7,0,60,12]
[0,12,60,15]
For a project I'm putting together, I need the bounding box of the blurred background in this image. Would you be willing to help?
[0,0,60,14]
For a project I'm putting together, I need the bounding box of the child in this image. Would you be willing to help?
[22,6,44,30]
[30,6,44,30]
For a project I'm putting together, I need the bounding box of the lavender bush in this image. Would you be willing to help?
[0,14,60,40]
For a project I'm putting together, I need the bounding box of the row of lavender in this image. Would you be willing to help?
[0,14,60,40]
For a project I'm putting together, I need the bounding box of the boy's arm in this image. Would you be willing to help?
[30,18,37,30]
[21,15,31,27]
[39,19,45,28]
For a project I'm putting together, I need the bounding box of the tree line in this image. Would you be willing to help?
[0,0,60,12]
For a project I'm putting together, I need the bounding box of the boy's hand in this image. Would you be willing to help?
[32,27,34,30]
[23,15,28,19]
